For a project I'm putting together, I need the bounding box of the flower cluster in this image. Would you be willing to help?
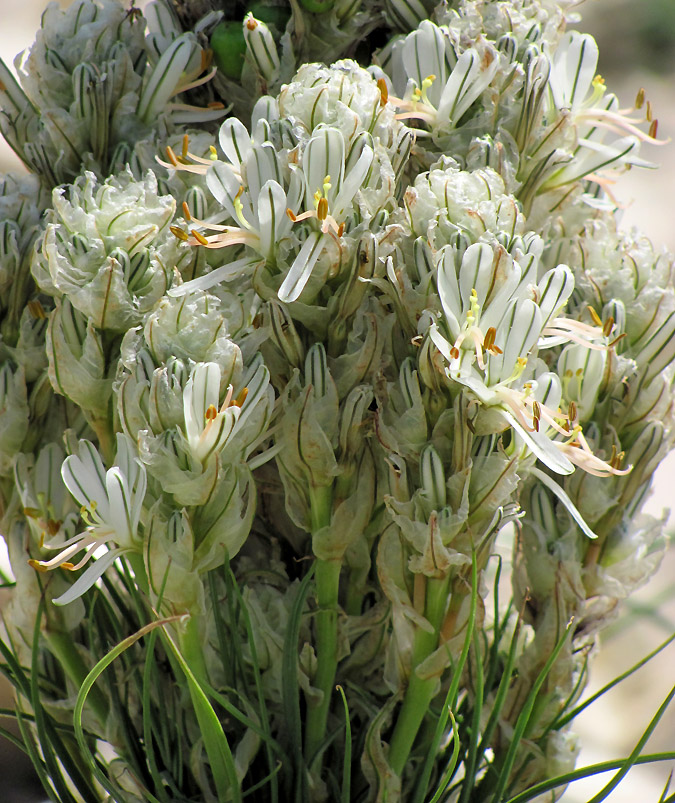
[0,1,673,802]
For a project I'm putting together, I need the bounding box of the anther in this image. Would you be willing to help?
[191,229,209,246]
[587,306,603,326]
[205,404,218,421]
[170,225,189,242]
[377,77,388,107]
[233,387,249,407]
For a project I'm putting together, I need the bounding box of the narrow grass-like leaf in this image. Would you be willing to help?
[658,771,674,803]
[74,615,184,802]
[223,564,280,803]
[585,684,675,803]
[159,621,242,803]
[427,711,460,803]
[337,686,352,803]
[505,751,675,803]
[141,629,171,802]
[31,602,85,803]
[555,629,675,729]
[458,629,485,803]
[488,621,574,803]
[412,551,479,802]
[15,705,58,801]
[282,565,315,799]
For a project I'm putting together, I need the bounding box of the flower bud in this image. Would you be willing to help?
[558,344,605,422]
[268,299,305,369]
[0,363,29,475]
[46,299,111,418]
[243,15,280,85]
[420,444,446,512]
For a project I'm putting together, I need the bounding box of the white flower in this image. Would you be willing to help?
[542,32,663,191]
[182,359,272,464]
[386,21,499,134]
[29,434,146,605]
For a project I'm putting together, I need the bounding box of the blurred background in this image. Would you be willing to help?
[1,0,674,800]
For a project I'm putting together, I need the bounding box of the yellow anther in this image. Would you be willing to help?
[233,387,249,407]
[209,145,218,160]
[323,175,332,196]
[191,229,209,246]
[61,562,75,571]
[602,316,614,337]
[27,299,47,319]
[205,404,218,422]
[377,77,389,106]
[317,197,328,221]
[28,559,48,573]
[635,88,645,109]
[170,225,189,242]
[165,146,179,167]
[587,305,603,326]
[182,133,189,158]
[646,100,653,122]
[182,201,192,221]
[649,119,658,140]
[568,401,577,422]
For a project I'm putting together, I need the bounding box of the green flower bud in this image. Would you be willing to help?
[45,299,111,418]
[420,444,446,512]
[243,14,280,85]
[147,506,203,611]
[0,363,29,475]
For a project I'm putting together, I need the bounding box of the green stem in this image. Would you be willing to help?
[304,485,340,765]
[388,576,450,777]
[177,612,209,685]
[44,630,108,726]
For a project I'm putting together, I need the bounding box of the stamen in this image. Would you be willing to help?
[246,15,258,30]
[587,306,603,326]
[317,197,328,221]
[286,208,297,221]
[165,146,179,167]
[609,332,627,348]
[233,387,249,407]
[182,134,189,159]
[170,225,189,241]
[205,404,218,422]
[635,88,645,109]
[646,100,653,122]
[191,229,209,246]
[377,77,388,106]
[602,316,614,337]
[568,401,577,423]
[28,559,49,572]
[182,201,192,221]
[27,299,47,319]
[649,119,658,140]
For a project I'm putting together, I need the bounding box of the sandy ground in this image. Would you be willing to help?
[1,1,674,801]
